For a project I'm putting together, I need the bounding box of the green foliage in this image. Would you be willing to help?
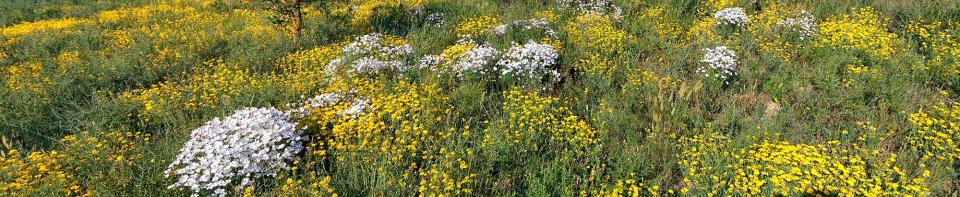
[0,0,958,196]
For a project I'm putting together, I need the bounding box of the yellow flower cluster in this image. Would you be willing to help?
[95,4,195,24]
[296,79,476,194]
[277,175,338,197]
[272,44,344,95]
[575,53,617,75]
[593,176,661,197]
[703,0,736,12]
[563,13,632,54]
[487,88,599,151]
[121,59,262,119]
[454,16,501,38]
[731,140,927,196]
[0,131,148,196]
[678,128,928,196]
[346,0,425,27]
[0,18,92,45]
[0,48,6,62]
[0,150,84,196]
[677,128,733,194]
[906,20,960,79]
[102,30,136,49]
[416,147,476,195]
[845,64,875,74]
[639,5,683,40]
[5,61,49,93]
[534,10,559,23]
[909,101,960,163]
[686,17,720,43]
[816,7,898,60]
[94,4,281,69]
[60,131,150,166]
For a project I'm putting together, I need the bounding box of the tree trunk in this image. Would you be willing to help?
[291,0,302,48]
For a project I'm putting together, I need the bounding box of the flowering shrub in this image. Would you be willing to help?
[497,41,560,84]
[592,176,661,196]
[331,33,414,74]
[713,8,748,27]
[486,88,599,152]
[164,107,303,197]
[0,18,92,45]
[0,150,83,196]
[678,130,929,196]
[563,13,632,54]
[747,5,816,61]
[4,61,49,93]
[640,5,684,40]
[816,7,897,60]
[454,16,501,38]
[906,20,960,88]
[421,39,500,78]
[120,59,264,121]
[776,10,818,40]
[0,131,148,196]
[698,45,738,83]
[731,141,927,196]
[493,18,558,38]
[556,0,622,17]
[909,102,960,163]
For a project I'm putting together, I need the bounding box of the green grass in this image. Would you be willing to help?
[1,0,959,196]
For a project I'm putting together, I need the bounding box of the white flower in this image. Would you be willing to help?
[286,91,370,120]
[455,43,499,77]
[494,18,558,38]
[497,41,560,83]
[425,13,445,27]
[165,107,303,197]
[418,55,442,69]
[699,45,738,82]
[337,97,369,118]
[714,7,749,27]
[776,10,818,40]
[335,33,414,74]
[557,0,623,18]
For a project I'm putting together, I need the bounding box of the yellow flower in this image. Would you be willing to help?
[815,7,898,60]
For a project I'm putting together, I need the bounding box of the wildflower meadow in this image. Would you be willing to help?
[1,0,959,196]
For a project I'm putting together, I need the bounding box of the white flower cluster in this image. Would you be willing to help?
[286,91,370,120]
[497,41,560,82]
[334,33,414,74]
[454,42,500,77]
[714,7,749,27]
[557,0,623,18]
[699,46,738,82]
[417,55,442,69]
[494,18,558,38]
[777,10,818,40]
[423,39,500,78]
[425,13,445,27]
[165,107,303,197]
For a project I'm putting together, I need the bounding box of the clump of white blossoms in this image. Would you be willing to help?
[494,18,558,38]
[497,40,560,83]
[714,7,749,27]
[699,45,738,82]
[452,42,499,77]
[332,33,414,74]
[286,90,370,120]
[422,39,500,78]
[165,107,303,197]
[557,0,623,18]
[424,12,445,27]
[776,10,818,40]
